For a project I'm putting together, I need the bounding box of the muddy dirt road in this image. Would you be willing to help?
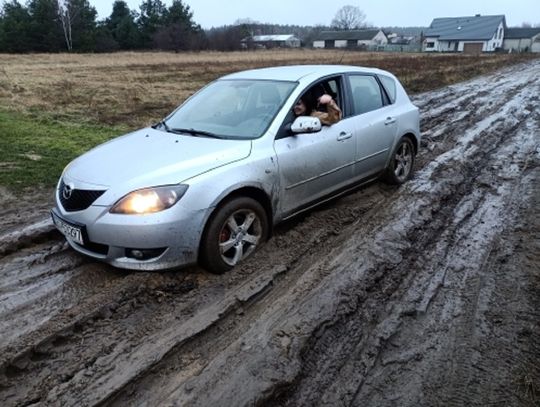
[0,60,539,406]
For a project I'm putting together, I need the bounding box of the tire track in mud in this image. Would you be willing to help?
[0,242,86,344]
[0,60,538,406]
[0,268,199,406]
[0,188,55,257]
[294,124,537,407]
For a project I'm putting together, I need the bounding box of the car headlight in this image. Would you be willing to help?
[110,185,188,214]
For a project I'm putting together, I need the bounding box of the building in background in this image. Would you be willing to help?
[503,28,540,52]
[423,15,506,53]
[241,35,301,49]
[312,29,388,49]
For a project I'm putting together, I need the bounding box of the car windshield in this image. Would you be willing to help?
[163,79,297,140]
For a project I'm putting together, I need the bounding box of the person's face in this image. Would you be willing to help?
[293,98,307,116]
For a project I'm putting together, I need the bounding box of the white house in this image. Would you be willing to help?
[424,14,506,53]
[503,28,540,52]
[313,30,388,49]
[242,35,301,48]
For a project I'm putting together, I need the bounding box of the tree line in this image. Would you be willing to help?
[0,0,330,53]
[0,1,374,53]
[0,0,211,52]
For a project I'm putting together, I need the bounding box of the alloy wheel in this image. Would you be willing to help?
[218,209,262,266]
[394,141,413,183]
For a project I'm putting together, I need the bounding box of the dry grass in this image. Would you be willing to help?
[0,50,536,128]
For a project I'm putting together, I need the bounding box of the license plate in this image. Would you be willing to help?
[51,211,85,245]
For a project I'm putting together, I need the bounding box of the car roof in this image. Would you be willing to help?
[220,65,389,83]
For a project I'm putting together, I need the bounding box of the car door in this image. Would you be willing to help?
[274,76,356,216]
[347,74,398,179]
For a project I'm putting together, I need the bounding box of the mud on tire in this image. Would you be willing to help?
[200,197,269,274]
[383,136,416,185]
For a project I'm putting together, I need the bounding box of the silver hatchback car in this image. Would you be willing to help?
[51,65,420,273]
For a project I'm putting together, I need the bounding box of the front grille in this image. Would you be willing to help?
[59,179,106,212]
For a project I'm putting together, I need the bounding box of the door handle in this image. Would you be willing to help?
[385,117,396,125]
[337,132,352,141]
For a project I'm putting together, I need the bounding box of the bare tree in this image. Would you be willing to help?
[57,0,97,52]
[58,2,70,51]
[58,0,76,51]
[331,5,366,30]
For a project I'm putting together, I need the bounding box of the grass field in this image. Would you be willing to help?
[0,50,537,189]
[0,111,124,188]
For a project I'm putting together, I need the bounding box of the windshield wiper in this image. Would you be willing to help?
[169,128,224,139]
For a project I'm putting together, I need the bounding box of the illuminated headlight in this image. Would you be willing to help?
[110,185,188,214]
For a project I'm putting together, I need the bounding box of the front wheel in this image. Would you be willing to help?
[200,197,268,274]
[383,137,415,185]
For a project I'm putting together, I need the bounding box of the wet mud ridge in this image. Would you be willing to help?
[0,60,539,406]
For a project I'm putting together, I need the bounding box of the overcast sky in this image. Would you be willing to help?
[92,0,539,28]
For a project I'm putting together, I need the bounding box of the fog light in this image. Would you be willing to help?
[126,247,167,260]
[131,249,144,259]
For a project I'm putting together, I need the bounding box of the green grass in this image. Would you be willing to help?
[0,110,128,189]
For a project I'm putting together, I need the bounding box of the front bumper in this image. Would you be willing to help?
[51,202,208,271]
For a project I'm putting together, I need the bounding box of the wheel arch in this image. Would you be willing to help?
[225,187,274,235]
[402,132,418,155]
[201,186,274,242]
[197,186,273,272]
[384,132,419,170]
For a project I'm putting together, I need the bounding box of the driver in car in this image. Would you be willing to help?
[293,88,342,125]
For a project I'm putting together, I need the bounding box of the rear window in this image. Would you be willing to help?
[378,75,397,104]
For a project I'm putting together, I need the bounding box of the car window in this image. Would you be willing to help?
[378,75,397,104]
[165,79,297,140]
[320,77,342,109]
[276,76,343,139]
[348,75,384,115]
[298,76,343,119]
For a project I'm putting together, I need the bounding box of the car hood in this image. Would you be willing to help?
[65,128,252,190]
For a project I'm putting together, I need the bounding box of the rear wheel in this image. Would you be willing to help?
[200,197,268,274]
[383,137,415,185]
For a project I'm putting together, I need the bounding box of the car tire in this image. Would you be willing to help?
[200,197,268,274]
[383,137,415,185]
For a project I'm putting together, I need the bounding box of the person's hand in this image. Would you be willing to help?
[318,94,332,104]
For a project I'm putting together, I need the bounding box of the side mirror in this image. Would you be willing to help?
[290,116,322,134]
